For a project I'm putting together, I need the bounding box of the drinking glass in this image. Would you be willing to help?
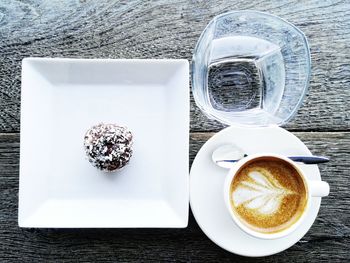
[192,11,311,126]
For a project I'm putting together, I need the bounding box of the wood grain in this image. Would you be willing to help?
[0,0,349,132]
[0,132,349,262]
[1,0,349,261]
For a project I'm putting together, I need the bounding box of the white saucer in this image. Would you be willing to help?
[190,126,322,257]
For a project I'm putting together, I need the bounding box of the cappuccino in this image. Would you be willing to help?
[230,157,307,234]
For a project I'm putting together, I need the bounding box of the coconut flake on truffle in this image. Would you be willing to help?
[84,123,133,172]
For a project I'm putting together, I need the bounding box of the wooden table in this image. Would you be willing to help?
[0,1,349,262]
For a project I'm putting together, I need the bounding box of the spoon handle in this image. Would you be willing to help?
[288,156,329,164]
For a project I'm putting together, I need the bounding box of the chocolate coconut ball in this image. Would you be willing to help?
[84,123,133,172]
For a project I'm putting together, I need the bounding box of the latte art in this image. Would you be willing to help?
[232,170,295,215]
[230,157,307,234]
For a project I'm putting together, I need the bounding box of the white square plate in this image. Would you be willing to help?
[19,58,189,228]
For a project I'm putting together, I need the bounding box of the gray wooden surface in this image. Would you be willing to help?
[0,0,349,262]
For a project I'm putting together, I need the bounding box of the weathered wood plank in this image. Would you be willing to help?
[0,0,349,132]
[0,132,349,261]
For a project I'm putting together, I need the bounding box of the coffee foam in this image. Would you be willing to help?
[232,170,294,215]
[229,158,307,233]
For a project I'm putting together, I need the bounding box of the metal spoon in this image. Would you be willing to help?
[212,144,329,169]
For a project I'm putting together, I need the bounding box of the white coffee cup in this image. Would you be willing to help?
[223,153,330,239]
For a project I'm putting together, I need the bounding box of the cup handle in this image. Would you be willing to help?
[308,180,330,197]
